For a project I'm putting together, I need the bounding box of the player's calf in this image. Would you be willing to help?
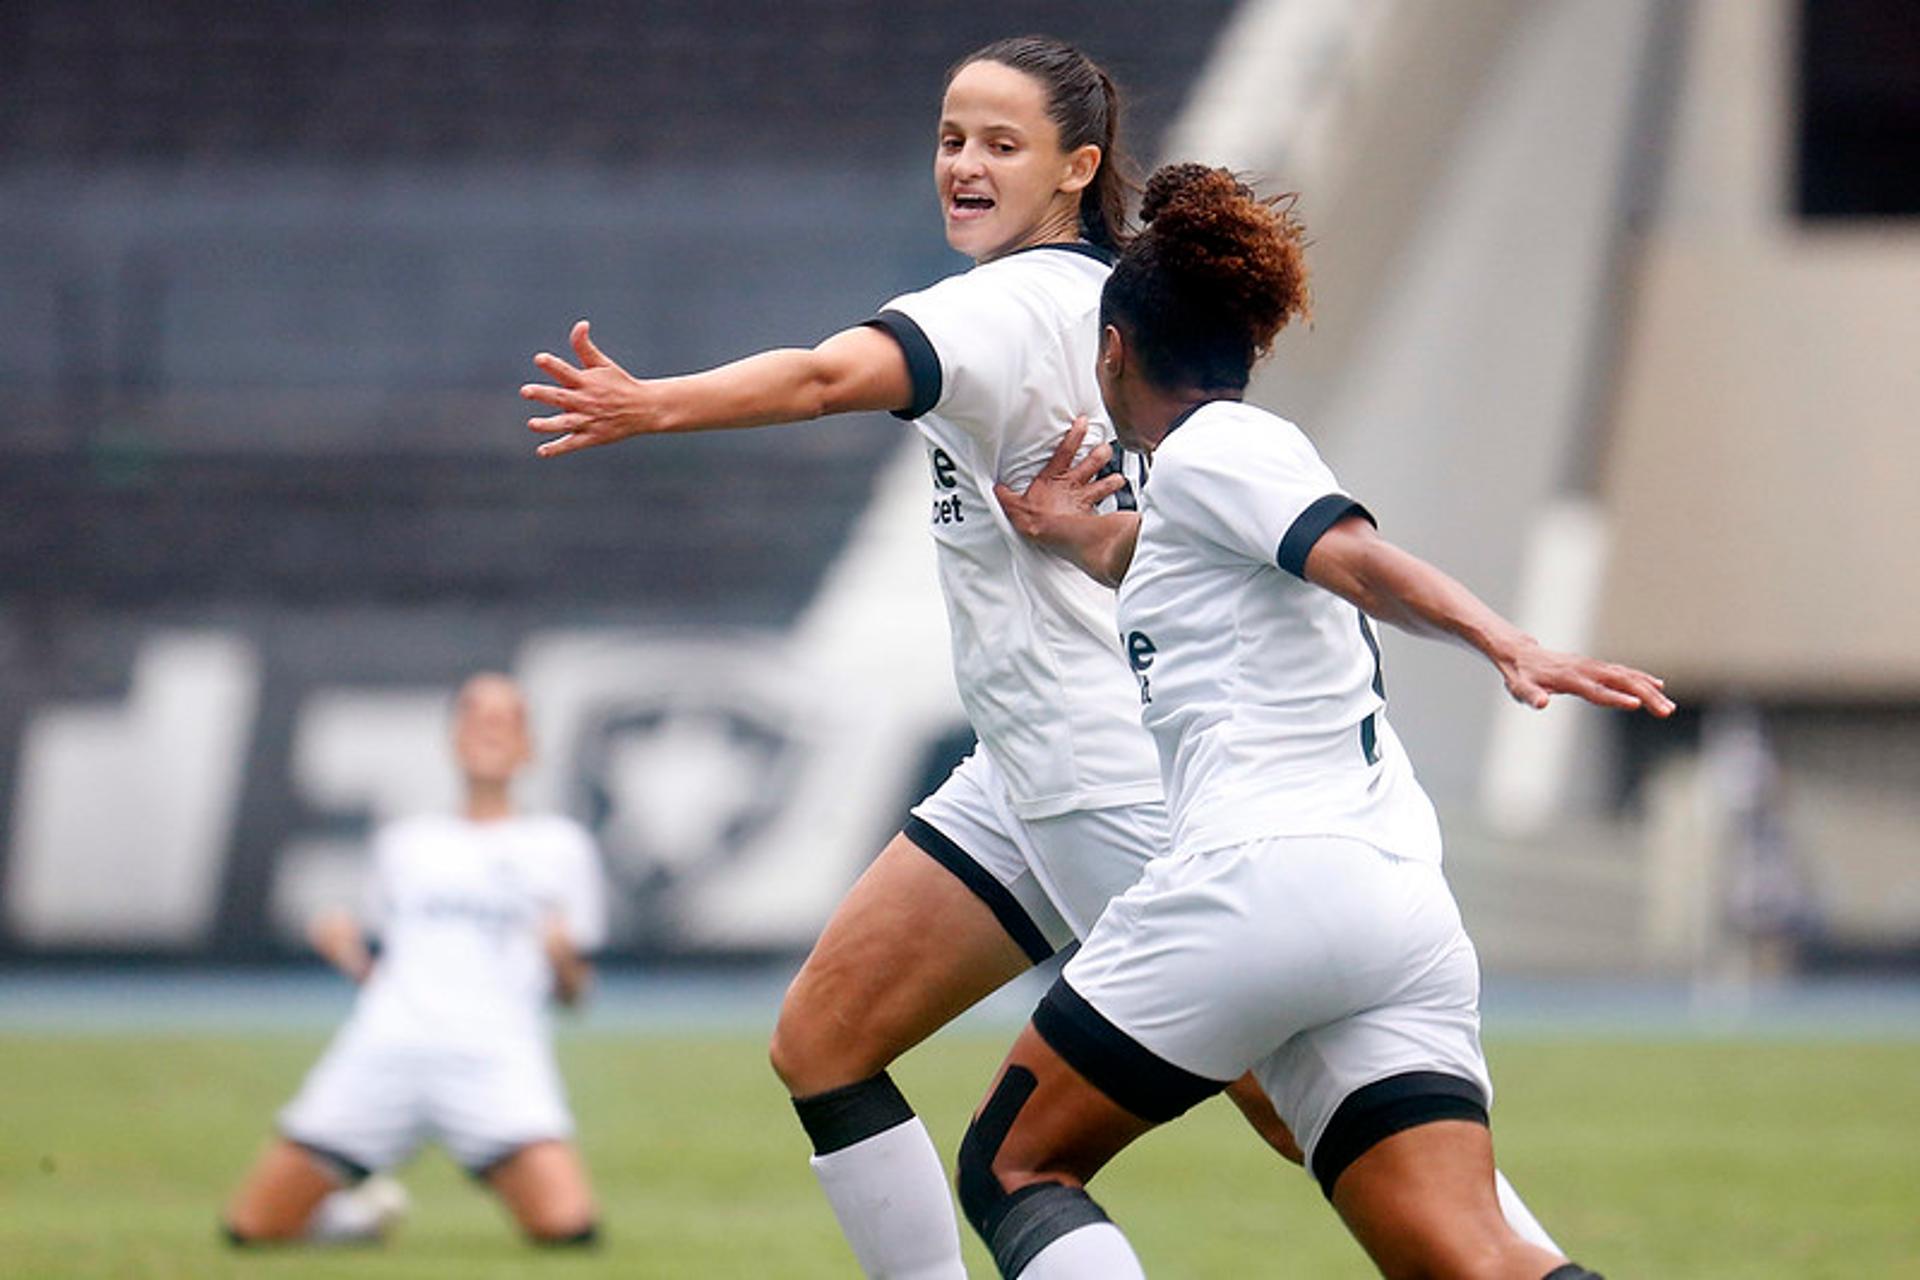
[482,1139,600,1247]
[223,1138,388,1246]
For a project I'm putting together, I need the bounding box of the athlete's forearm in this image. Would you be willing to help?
[527,323,911,456]
[550,955,592,1007]
[1018,509,1139,588]
[543,917,593,1007]
[1308,518,1675,716]
[1308,527,1528,670]
[306,909,373,984]
[647,346,886,433]
[1068,512,1141,589]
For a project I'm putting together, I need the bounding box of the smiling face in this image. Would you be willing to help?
[452,673,532,790]
[937,59,1100,262]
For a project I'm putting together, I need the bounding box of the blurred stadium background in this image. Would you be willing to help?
[2,1,1917,1276]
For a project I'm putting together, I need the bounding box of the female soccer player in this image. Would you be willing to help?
[223,674,605,1248]
[521,38,1560,1277]
[520,38,1183,1278]
[961,165,1671,1279]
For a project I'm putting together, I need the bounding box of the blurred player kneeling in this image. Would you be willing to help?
[222,673,607,1248]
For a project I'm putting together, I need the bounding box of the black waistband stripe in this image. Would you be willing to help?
[903,816,1056,965]
[1032,978,1229,1123]
[1310,1070,1489,1198]
[286,1137,371,1185]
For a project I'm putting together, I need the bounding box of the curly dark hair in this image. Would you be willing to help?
[1101,163,1311,390]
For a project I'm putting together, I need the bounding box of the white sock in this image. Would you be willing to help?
[809,1118,968,1279]
[1013,1222,1146,1279]
[305,1174,406,1244]
[1496,1168,1562,1255]
[305,1190,382,1244]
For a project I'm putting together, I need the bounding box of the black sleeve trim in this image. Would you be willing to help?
[1276,494,1375,579]
[1033,977,1230,1123]
[864,309,942,420]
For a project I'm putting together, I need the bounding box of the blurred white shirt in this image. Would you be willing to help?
[344,813,606,1050]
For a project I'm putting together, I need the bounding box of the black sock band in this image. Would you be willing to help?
[986,1182,1113,1278]
[905,815,1056,964]
[533,1222,600,1247]
[1543,1266,1605,1279]
[792,1071,916,1156]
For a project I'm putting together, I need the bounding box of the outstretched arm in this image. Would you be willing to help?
[522,320,914,457]
[1304,516,1675,716]
[543,913,594,1008]
[994,419,1138,588]
[306,908,373,984]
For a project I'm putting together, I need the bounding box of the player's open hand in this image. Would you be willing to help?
[994,417,1126,547]
[521,320,653,457]
[1500,642,1675,718]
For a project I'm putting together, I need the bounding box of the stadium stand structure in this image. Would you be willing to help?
[2,1,1221,167]
[0,0,1231,614]
[0,1,1239,962]
[1164,0,1920,977]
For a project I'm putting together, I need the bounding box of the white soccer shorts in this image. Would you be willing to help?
[1059,833,1492,1179]
[908,748,1169,960]
[279,1032,575,1177]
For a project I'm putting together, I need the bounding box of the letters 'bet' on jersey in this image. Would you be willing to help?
[867,245,1163,820]
[344,814,607,1049]
[1116,400,1443,863]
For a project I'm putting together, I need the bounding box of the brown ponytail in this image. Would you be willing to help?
[1102,163,1311,390]
[949,36,1137,251]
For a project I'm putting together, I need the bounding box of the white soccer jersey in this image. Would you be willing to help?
[344,813,607,1050]
[1115,399,1442,861]
[867,244,1162,819]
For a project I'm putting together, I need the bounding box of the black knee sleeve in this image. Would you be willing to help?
[957,1066,1114,1278]
[957,1066,1038,1237]
[791,1070,915,1157]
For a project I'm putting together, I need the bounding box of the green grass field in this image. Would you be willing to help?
[2,1030,1916,1278]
